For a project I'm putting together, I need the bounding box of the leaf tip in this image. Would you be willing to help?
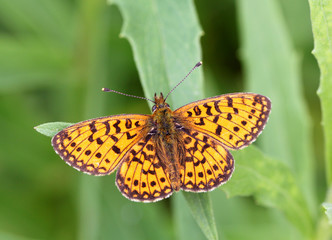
[34,122,72,137]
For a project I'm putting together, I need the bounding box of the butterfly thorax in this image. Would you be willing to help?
[151,94,183,191]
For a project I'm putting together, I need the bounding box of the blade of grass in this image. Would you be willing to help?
[182,192,219,240]
[173,193,210,240]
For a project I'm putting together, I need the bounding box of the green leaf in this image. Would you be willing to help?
[222,146,313,238]
[308,0,332,185]
[173,193,208,240]
[34,122,72,137]
[183,192,218,240]
[110,0,214,239]
[109,0,203,108]
[237,0,315,234]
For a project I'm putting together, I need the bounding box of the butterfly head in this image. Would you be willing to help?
[152,93,170,112]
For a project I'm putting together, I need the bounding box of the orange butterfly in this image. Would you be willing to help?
[52,62,271,202]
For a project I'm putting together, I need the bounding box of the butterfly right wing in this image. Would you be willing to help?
[174,93,271,150]
[179,128,234,192]
[52,114,150,176]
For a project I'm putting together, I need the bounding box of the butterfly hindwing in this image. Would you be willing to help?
[52,114,150,175]
[179,128,234,192]
[174,93,271,149]
[116,135,173,202]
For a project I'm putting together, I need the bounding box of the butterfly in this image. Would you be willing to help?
[52,62,271,202]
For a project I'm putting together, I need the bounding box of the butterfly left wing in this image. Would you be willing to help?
[174,93,271,150]
[52,114,150,175]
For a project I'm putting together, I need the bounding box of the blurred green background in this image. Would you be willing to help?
[0,0,326,239]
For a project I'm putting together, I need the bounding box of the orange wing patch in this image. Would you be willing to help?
[52,115,150,175]
[175,93,271,149]
[116,135,173,202]
[180,128,234,191]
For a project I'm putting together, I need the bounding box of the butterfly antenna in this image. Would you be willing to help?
[164,61,202,101]
[102,88,155,104]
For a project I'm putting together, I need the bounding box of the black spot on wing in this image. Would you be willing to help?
[89,121,97,133]
[214,100,222,113]
[125,119,132,129]
[103,121,110,135]
[193,106,202,116]
[113,120,121,134]
[112,145,121,154]
[126,132,137,140]
[226,97,233,107]
[203,103,212,116]
[213,116,219,123]
[215,125,222,135]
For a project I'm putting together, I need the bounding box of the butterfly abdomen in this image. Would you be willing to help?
[152,106,183,191]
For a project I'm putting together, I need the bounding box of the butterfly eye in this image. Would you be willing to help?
[152,105,157,112]
[165,103,170,108]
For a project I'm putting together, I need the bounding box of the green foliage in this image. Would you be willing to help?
[182,192,218,240]
[309,0,332,238]
[34,122,72,137]
[238,0,315,216]
[0,0,328,240]
[309,0,332,185]
[109,0,204,107]
[226,147,312,237]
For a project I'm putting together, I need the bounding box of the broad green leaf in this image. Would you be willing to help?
[237,0,315,233]
[109,0,216,239]
[308,0,332,185]
[34,122,72,137]
[222,146,313,238]
[109,0,203,108]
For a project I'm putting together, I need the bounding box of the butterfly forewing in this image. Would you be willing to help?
[116,135,173,202]
[179,128,234,192]
[175,93,271,149]
[52,114,150,175]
